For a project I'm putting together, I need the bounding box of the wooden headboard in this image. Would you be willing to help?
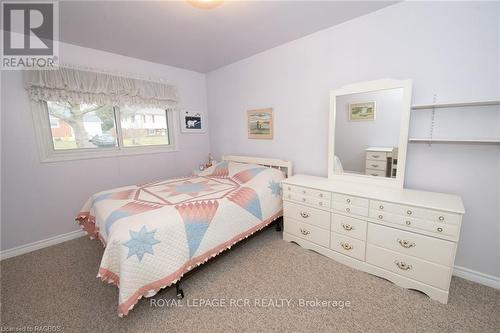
[222,155,293,178]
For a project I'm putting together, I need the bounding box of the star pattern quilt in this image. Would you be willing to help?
[76,161,284,316]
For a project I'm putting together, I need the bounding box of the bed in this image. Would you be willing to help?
[76,155,292,317]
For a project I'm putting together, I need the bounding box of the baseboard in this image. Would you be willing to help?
[0,229,85,260]
[453,265,500,289]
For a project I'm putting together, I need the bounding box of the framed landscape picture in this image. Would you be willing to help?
[348,102,376,121]
[180,111,205,133]
[247,108,273,139]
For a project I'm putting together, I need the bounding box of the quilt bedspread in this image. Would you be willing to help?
[76,161,284,316]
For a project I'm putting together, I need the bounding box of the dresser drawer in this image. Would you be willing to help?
[370,200,461,225]
[365,169,386,177]
[420,222,459,238]
[425,210,461,225]
[331,213,367,241]
[284,192,330,209]
[334,202,369,217]
[366,151,387,161]
[369,210,459,239]
[284,201,330,230]
[330,232,366,261]
[332,193,369,208]
[284,218,329,247]
[366,244,452,290]
[365,160,387,171]
[370,210,401,224]
[283,185,331,201]
[367,223,456,266]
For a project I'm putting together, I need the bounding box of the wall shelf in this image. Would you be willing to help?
[411,100,500,110]
[409,138,500,144]
[410,100,500,145]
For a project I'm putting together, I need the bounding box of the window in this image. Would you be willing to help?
[119,105,170,147]
[25,67,179,162]
[47,101,118,150]
[34,101,176,162]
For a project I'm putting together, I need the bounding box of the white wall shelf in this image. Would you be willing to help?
[410,100,500,145]
[412,100,500,110]
[409,138,500,144]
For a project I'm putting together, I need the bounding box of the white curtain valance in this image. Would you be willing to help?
[24,67,178,108]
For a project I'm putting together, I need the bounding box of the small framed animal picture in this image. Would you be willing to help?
[348,102,376,121]
[247,108,273,140]
[181,111,205,133]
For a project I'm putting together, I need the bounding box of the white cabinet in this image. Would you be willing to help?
[365,147,396,177]
[282,174,464,304]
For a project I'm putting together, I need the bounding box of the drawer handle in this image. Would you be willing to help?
[345,208,351,213]
[398,239,416,248]
[438,216,445,221]
[379,205,384,210]
[372,155,380,158]
[346,198,351,203]
[287,187,291,191]
[394,261,412,271]
[300,228,310,236]
[319,193,323,198]
[371,164,379,168]
[406,210,413,216]
[302,198,306,202]
[378,214,383,220]
[319,202,323,207]
[340,242,353,251]
[300,212,310,218]
[302,190,306,194]
[437,227,443,232]
[342,223,353,231]
[287,194,291,199]
[405,220,411,226]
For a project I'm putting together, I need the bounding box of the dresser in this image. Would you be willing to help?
[365,147,396,178]
[282,174,465,304]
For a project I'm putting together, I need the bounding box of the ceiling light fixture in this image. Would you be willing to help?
[187,0,224,10]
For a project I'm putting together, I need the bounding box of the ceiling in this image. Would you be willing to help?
[60,1,396,73]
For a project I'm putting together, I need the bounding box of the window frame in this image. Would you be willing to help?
[31,101,179,163]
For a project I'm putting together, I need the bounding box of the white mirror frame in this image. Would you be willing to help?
[328,79,413,188]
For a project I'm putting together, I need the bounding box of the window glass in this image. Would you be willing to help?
[119,106,169,147]
[47,101,118,150]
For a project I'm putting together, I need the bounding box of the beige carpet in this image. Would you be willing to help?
[1,225,499,332]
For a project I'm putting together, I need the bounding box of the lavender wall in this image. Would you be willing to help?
[207,2,500,279]
[1,43,210,250]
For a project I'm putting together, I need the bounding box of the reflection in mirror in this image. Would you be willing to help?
[334,88,404,178]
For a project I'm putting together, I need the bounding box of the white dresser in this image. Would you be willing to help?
[365,147,397,178]
[282,174,465,304]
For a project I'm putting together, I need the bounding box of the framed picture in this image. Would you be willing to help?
[247,108,273,139]
[348,102,376,121]
[180,111,205,133]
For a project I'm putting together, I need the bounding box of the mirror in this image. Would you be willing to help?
[328,79,412,188]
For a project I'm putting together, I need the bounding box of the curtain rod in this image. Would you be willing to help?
[56,62,175,86]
